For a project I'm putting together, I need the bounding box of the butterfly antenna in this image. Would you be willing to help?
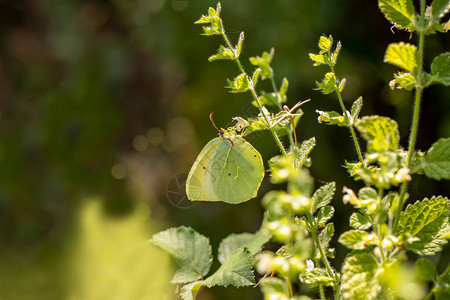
[210,112,234,146]
[209,112,220,132]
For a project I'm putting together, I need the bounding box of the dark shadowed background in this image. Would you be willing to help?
[0,0,448,299]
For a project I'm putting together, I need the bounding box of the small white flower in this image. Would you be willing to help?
[306,259,314,271]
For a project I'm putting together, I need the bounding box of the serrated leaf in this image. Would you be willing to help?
[235,32,245,57]
[194,15,212,24]
[319,223,335,258]
[152,226,212,284]
[317,205,335,227]
[294,137,316,168]
[260,277,290,299]
[251,68,261,87]
[358,187,378,201]
[431,52,450,86]
[379,0,415,27]
[341,253,382,300]
[350,212,372,230]
[431,0,450,24]
[316,110,349,126]
[416,258,436,281]
[226,73,250,93]
[309,53,326,66]
[351,97,363,122]
[356,116,399,153]
[384,42,418,73]
[180,281,204,300]
[423,138,450,180]
[217,230,272,264]
[338,229,370,250]
[204,248,254,288]
[338,78,346,92]
[315,72,338,94]
[390,71,416,90]
[208,45,234,61]
[249,49,274,79]
[396,196,450,255]
[252,92,278,107]
[318,35,333,53]
[312,182,336,212]
[279,77,289,100]
[301,268,334,287]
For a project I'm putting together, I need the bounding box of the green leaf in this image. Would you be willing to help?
[431,0,450,24]
[378,0,415,27]
[358,187,378,201]
[341,253,382,299]
[208,45,234,61]
[423,138,450,180]
[180,281,204,300]
[204,248,255,288]
[351,97,363,122]
[315,72,338,94]
[390,71,416,90]
[251,68,261,88]
[151,226,212,284]
[384,42,418,73]
[217,230,272,264]
[416,258,436,281]
[312,182,336,212]
[252,92,278,107]
[319,223,335,258]
[317,205,335,227]
[318,35,333,53]
[350,212,372,230]
[356,116,399,153]
[260,277,290,299]
[293,137,316,168]
[395,196,450,255]
[316,110,349,126]
[301,268,335,287]
[249,48,274,79]
[235,32,245,57]
[279,77,289,101]
[309,53,326,66]
[226,73,250,93]
[431,52,450,86]
[338,229,370,250]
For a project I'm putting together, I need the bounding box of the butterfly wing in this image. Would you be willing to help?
[186,136,264,203]
[186,138,224,201]
[214,136,264,203]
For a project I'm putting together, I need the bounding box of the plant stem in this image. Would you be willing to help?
[424,264,450,300]
[220,26,287,156]
[271,77,296,148]
[306,212,337,295]
[392,0,426,234]
[329,64,364,164]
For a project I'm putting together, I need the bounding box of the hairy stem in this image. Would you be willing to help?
[271,77,296,147]
[306,212,337,295]
[329,64,364,164]
[220,25,287,155]
[392,0,426,234]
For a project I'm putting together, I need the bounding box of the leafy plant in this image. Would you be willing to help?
[152,1,450,299]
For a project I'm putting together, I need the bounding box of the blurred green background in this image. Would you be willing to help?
[0,0,448,299]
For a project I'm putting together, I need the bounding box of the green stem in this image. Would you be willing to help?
[306,212,337,295]
[392,0,426,234]
[377,187,386,263]
[270,77,295,148]
[220,26,287,156]
[329,64,364,164]
[424,264,450,300]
